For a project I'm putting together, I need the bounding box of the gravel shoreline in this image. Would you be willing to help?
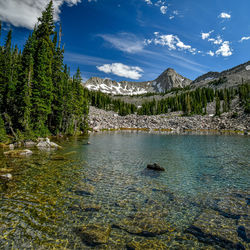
[89,106,250,134]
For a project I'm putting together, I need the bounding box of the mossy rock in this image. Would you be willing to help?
[0,143,9,148]
[4,149,33,157]
[77,223,111,246]
[0,168,13,173]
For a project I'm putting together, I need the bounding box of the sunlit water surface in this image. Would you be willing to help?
[0,132,249,249]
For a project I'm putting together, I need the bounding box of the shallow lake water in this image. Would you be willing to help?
[0,132,249,249]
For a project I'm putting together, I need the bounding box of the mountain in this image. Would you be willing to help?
[83,61,250,95]
[192,61,250,87]
[84,68,191,95]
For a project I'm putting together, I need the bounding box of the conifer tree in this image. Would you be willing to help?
[32,0,55,134]
[215,95,221,116]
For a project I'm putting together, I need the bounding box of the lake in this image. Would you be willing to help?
[0,132,249,249]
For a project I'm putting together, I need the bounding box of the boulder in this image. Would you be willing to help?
[36,138,61,149]
[93,126,100,132]
[147,163,165,171]
[4,149,33,157]
[24,141,36,147]
[0,173,12,180]
[77,223,111,246]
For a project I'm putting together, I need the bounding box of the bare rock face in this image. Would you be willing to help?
[192,61,250,88]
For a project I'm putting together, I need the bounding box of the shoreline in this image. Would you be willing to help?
[89,106,250,135]
[90,127,249,136]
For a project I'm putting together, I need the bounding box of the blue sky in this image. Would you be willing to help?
[0,0,250,81]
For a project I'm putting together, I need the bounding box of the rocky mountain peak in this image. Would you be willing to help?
[154,68,191,91]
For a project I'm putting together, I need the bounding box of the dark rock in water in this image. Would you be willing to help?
[147,163,165,171]
[238,217,250,243]
[76,223,111,246]
[185,209,247,249]
[237,226,250,243]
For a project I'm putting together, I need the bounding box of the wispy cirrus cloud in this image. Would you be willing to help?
[97,63,143,80]
[98,33,145,54]
[64,52,110,66]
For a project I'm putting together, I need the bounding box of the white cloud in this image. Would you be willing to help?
[208,35,223,45]
[160,6,167,14]
[215,41,232,57]
[144,0,152,5]
[145,33,196,54]
[201,30,213,40]
[219,12,231,19]
[97,63,143,80]
[0,0,82,29]
[169,15,174,20]
[240,36,250,42]
[99,33,144,54]
[207,51,215,56]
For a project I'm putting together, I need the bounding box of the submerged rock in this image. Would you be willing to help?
[73,183,95,196]
[126,239,167,250]
[185,209,247,249]
[113,212,174,237]
[147,163,165,171]
[4,149,33,157]
[77,223,111,245]
[81,203,101,212]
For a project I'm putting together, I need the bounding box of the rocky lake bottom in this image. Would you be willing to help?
[0,132,249,249]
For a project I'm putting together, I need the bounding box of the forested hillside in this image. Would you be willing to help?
[0,1,88,142]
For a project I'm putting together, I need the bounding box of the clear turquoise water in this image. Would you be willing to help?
[0,132,249,248]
